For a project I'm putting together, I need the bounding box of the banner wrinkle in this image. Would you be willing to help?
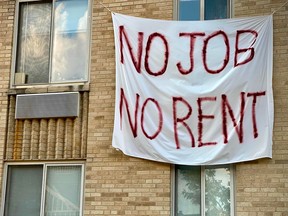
[112,13,273,165]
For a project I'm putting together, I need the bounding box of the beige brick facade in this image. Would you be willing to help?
[234,1,288,215]
[0,0,287,215]
[0,0,15,200]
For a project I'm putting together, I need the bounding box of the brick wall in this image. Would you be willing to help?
[0,0,14,199]
[234,0,288,215]
[85,0,288,215]
[5,92,88,161]
[85,0,173,215]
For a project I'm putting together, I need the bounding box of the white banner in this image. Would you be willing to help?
[112,13,273,165]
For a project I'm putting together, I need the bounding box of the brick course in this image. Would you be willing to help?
[0,0,14,200]
[234,0,288,215]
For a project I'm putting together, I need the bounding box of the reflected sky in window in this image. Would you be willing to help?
[52,0,89,82]
[55,0,88,34]
[179,0,200,21]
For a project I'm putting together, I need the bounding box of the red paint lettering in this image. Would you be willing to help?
[234,30,258,67]
[141,98,163,139]
[247,91,266,138]
[145,33,169,76]
[222,92,245,144]
[197,97,217,147]
[172,97,195,149]
[119,25,144,73]
[177,32,205,75]
[119,88,140,137]
[203,30,230,74]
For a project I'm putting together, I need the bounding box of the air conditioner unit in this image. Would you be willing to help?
[15,92,80,119]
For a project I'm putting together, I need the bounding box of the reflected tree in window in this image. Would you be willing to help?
[179,167,231,216]
[205,168,230,216]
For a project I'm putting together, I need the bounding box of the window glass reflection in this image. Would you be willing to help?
[51,0,89,82]
[179,0,200,20]
[176,166,201,216]
[4,166,43,216]
[205,166,231,216]
[16,2,51,84]
[45,166,82,215]
[204,0,228,20]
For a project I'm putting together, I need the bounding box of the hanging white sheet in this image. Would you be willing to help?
[112,13,273,165]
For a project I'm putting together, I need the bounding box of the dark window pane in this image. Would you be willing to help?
[175,166,201,216]
[179,0,200,21]
[4,165,43,216]
[204,0,228,20]
[16,1,52,84]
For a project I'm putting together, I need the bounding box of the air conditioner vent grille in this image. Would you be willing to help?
[16,92,79,119]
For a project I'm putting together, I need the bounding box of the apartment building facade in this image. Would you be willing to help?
[0,0,287,215]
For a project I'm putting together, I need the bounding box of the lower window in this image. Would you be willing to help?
[2,163,84,216]
[174,165,234,216]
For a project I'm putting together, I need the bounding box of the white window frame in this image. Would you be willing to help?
[173,0,233,20]
[1,162,85,216]
[171,164,235,216]
[11,0,92,88]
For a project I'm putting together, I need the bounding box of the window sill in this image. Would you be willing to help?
[8,83,90,95]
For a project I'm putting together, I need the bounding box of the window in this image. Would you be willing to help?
[176,0,231,20]
[13,0,90,85]
[174,165,234,216]
[2,163,84,216]
[174,2,233,215]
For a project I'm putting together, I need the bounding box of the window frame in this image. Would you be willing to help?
[172,2,234,214]
[173,0,233,20]
[0,162,85,216]
[11,0,92,88]
[171,164,235,216]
